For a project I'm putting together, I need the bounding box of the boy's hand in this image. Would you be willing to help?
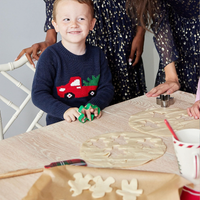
[84,106,102,121]
[63,107,80,122]
[187,100,200,119]
[79,104,102,122]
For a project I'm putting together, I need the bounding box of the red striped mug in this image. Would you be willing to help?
[173,129,200,185]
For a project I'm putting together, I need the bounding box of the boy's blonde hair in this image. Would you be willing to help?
[53,0,95,21]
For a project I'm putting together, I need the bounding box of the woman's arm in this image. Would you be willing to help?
[146,62,180,97]
[15,0,56,66]
[129,26,145,66]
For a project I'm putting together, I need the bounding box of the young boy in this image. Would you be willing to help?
[32,0,114,125]
[187,78,200,119]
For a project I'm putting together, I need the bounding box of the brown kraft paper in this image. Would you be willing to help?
[22,165,192,200]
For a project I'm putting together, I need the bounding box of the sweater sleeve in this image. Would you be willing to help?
[196,78,200,102]
[87,50,114,109]
[32,48,70,120]
[152,0,179,70]
[43,0,55,32]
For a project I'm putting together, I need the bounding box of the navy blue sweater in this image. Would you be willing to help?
[32,42,114,125]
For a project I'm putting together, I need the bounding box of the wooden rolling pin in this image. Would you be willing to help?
[0,159,87,179]
[0,168,43,179]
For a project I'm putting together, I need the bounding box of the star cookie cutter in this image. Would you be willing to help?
[78,103,101,123]
[156,94,174,107]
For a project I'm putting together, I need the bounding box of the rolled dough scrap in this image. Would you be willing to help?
[68,173,93,196]
[129,107,199,137]
[89,176,115,198]
[80,132,166,168]
[116,178,143,200]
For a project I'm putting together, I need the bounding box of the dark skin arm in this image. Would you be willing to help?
[15,29,57,67]
[129,26,145,67]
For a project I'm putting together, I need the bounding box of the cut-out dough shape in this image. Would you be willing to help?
[89,176,115,198]
[129,107,199,137]
[68,173,93,196]
[153,112,166,119]
[177,114,194,121]
[113,135,127,145]
[80,132,166,168]
[137,138,155,149]
[144,120,158,128]
[91,139,107,149]
[116,179,143,200]
[104,146,126,158]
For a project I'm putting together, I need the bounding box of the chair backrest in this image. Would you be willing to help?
[0,55,44,140]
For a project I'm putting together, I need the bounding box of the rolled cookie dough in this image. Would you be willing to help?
[129,107,199,137]
[80,132,166,168]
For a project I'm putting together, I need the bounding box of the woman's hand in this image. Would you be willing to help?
[15,29,57,67]
[15,41,53,66]
[146,62,180,97]
[146,80,180,97]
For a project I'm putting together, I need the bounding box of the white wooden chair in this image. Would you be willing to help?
[0,111,3,140]
[0,55,44,140]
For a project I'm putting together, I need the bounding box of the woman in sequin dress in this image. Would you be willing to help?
[126,0,200,96]
[17,0,147,104]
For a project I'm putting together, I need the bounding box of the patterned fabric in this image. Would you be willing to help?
[43,0,147,104]
[152,0,200,94]
[196,78,200,102]
[44,0,55,31]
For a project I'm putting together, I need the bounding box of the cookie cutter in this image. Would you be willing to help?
[78,103,100,123]
[156,94,174,107]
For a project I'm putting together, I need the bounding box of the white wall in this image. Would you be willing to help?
[0,1,159,139]
[0,0,47,139]
[142,32,159,91]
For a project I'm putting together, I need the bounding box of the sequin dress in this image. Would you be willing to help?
[44,0,147,104]
[152,0,200,94]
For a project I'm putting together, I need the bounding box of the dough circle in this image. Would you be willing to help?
[80,132,166,168]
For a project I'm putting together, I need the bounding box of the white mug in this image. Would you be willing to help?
[173,129,200,185]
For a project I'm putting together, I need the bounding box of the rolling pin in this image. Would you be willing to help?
[0,159,86,179]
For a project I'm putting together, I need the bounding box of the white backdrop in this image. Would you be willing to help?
[0,1,159,139]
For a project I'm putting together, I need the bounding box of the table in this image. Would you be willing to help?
[0,91,196,200]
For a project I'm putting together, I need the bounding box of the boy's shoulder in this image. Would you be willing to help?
[46,42,61,52]
[41,42,59,54]
[40,42,63,58]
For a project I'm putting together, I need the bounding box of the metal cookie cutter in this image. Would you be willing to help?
[156,94,174,107]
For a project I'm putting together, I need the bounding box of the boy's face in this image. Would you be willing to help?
[52,0,96,46]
